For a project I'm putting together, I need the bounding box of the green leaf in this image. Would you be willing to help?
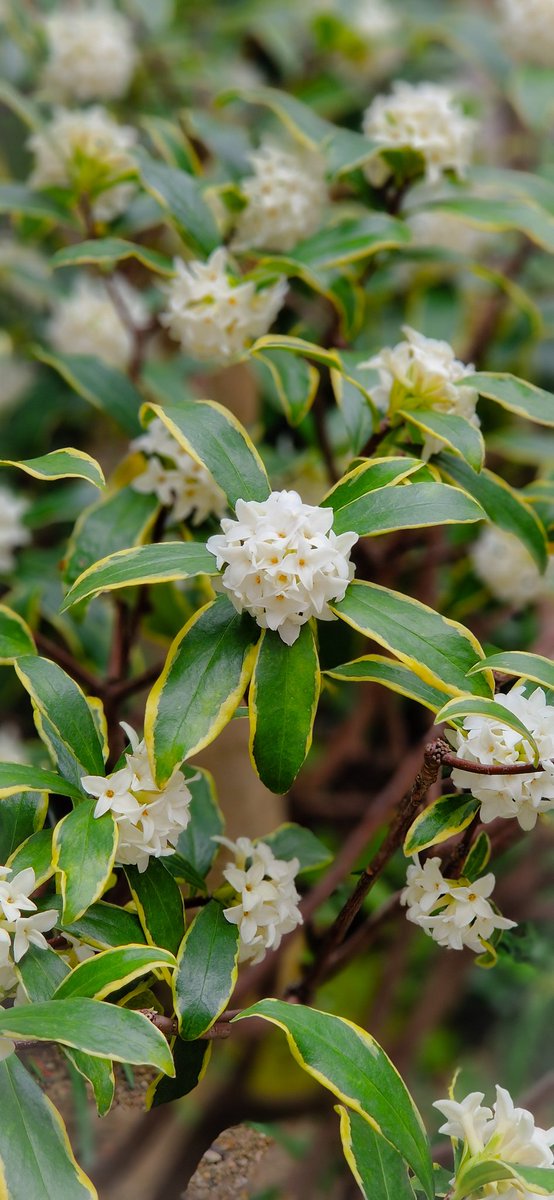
[134,149,220,256]
[0,449,104,490]
[260,823,332,874]
[146,594,260,785]
[174,901,239,1039]
[326,654,448,712]
[0,182,75,225]
[53,803,118,923]
[0,1055,96,1200]
[333,581,493,699]
[51,237,173,276]
[0,764,83,804]
[331,372,375,454]
[124,860,185,956]
[332,481,484,539]
[336,1105,415,1200]
[53,945,176,1000]
[322,457,422,534]
[435,696,540,763]
[397,408,485,472]
[172,766,223,878]
[219,85,330,148]
[0,604,36,663]
[419,196,554,254]
[63,485,159,590]
[17,942,69,1003]
[0,793,47,861]
[403,794,480,856]
[54,900,147,950]
[0,999,175,1074]
[253,347,319,426]
[14,656,105,780]
[455,1157,554,1198]
[7,828,54,886]
[141,114,201,173]
[461,831,491,881]
[469,372,554,428]
[61,541,219,611]
[35,350,143,436]
[250,334,342,371]
[467,651,554,691]
[234,1000,434,1200]
[285,214,411,271]
[436,453,547,571]
[249,624,320,793]
[148,1037,211,1108]
[141,399,270,506]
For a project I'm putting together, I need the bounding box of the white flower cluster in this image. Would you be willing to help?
[216,836,302,964]
[363,325,479,458]
[43,6,137,101]
[0,867,57,990]
[82,724,192,873]
[362,81,476,187]
[131,418,227,526]
[351,0,399,40]
[0,487,30,575]
[472,526,554,608]
[28,107,137,222]
[498,0,554,67]
[434,1085,554,1199]
[207,490,358,645]
[401,857,515,954]
[160,248,287,363]
[48,276,149,371]
[450,685,554,831]
[232,142,327,253]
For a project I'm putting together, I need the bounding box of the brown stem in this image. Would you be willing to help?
[463,239,533,367]
[109,661,164,700]
[34,632,102,695]
[442,752,546,775]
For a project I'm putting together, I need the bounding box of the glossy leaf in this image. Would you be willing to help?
[55,900,147,950]
[404,794,480,856]
[174,901,239,1039]
[260,824,332,875]
[462,831,491,882]
[124,860,185,956]
[172,766,223,879]
[436,452,547,571]
[435,696,539,762]
[326,654,448,712]
[332,481,484,539]
[420,196,554,254]
[471,372,554,426]
[333,581,493,699]
[234,1000,434,1199]
[61,541,218,611]
[7,828,54,886]
[0,182,74,224]
[0,449,104,489]
[146,594,260,785]
[53,945,176,1000]
[0,763,83,804]
[0,605,36,663]
[0,999,175,1074]
[147,1037,211,1109]
[455,1157,554,1198]
[285,214,411,271]
[337,1105,415,1200]
[397,408,485,472]
[467,650,554,691]
[52,237,173,276]
[134,149,219,255]
[249,624,320,793]
[220,84,330,148]
[15,656,104,781]
[53,803,118,923]
[254,346,319,425]
[0,792,47,861]
[63,486,159,590]
[322,457,422,533]
[331,372,375,454]
[141,399,270,506]
[36,350,142,436]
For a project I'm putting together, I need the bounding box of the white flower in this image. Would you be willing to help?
[207,489,358,645]
[0,487,30,575]
[498,0,554,67]
[0,866,57,977]
[362,81,476,187]
[160,247,287,363]
[83,724,193,873]
[0,868,38,923]
[28,107,137,223]
[351,0,399,40]
[131,418,227,526]
[472,526,554,608]
[43,6,137,101]
[232,142,327,253]
[362,325,479,458]
[433,1091,493,1156]
[48,276,148,371]
[12,910,58,962]
[216,835,302,964]
[401,857,516,954]
[450,685,554,831]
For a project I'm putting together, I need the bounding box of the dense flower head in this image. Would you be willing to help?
[498,0,554,67]
[43,5,137,101]
[206,489,358,645]
[0,486,30,575]
[216,835,302,964]
[160,248,287,363]
[0,867,57,997]
[401,856,516,953]
[362,81,476,187]
[232,141,327,253]
[362,325,479,457]
[434,1085,554,1198]
[48,276,149,371]
[131,417,227,525]
[28,107,137,222]
[472,526,554,608]
[449,685,554,831]
[82,723,193,873]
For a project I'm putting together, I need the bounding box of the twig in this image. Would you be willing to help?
[34,633,102,695]
[442,753,546,775]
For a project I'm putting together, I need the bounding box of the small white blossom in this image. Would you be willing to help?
[12,911,60,963]
[472,526,554,608]
[48,276,149,371]
[131,418,227,525]
[433,1091,493,1156]
[401,857,515,954]
[450,685,554,831]
[160,247,287,364]
[215,836,302,964]
[498,0,554,67]
[207,489,358,646]
[43,6,137,102]
[232,142,327,253]
[82,723,193,873]
[0,486,30,575]
[362,81,476,187]
[0,867,57,986]
[362,325,479,458]
[28,107,137,223]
